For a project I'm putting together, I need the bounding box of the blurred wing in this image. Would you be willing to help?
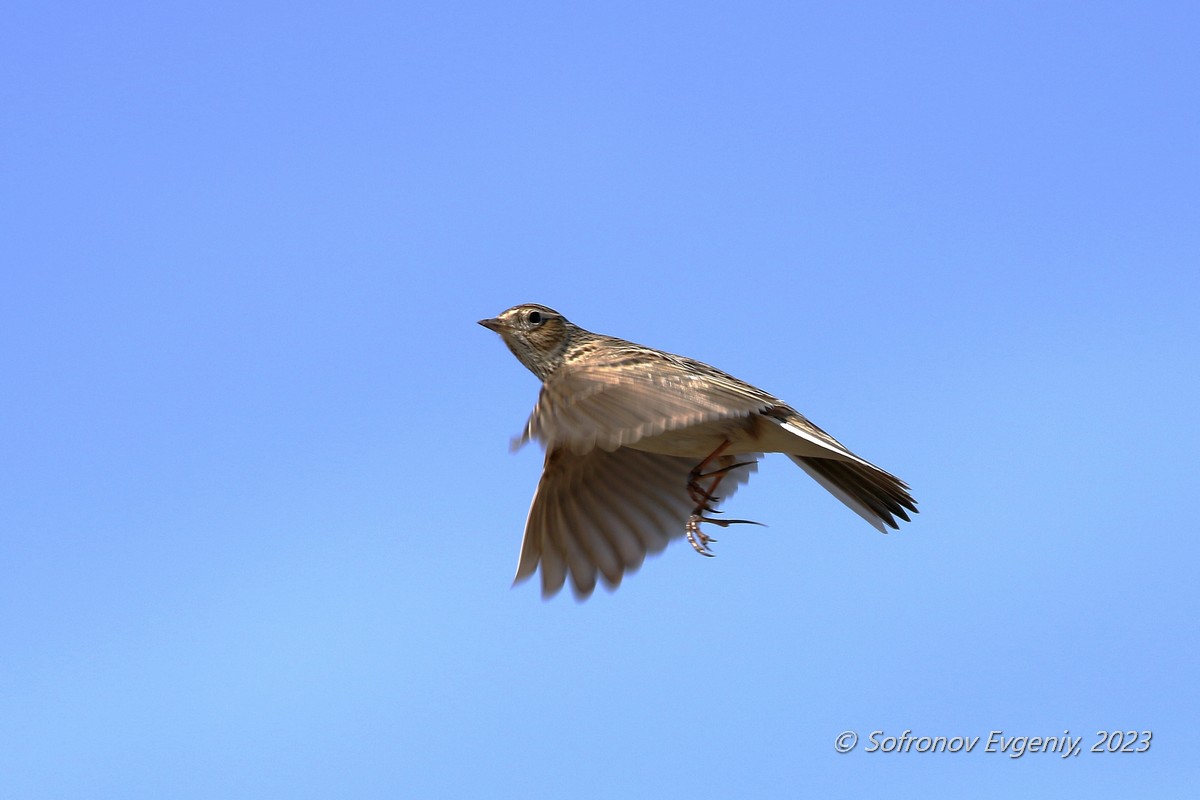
[520,353,775,453]
[516,446,758,599]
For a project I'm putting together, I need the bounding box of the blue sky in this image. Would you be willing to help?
[2,1,1197,797]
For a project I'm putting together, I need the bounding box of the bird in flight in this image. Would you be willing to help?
[479,303,917,599]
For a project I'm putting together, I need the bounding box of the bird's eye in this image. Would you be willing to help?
[527,310,543,325]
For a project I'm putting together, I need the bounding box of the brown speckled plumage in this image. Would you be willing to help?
[480,303,917,599]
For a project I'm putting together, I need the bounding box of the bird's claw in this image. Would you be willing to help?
[685,515,718,557]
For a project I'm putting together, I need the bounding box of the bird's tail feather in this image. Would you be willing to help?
[789,455,917,532]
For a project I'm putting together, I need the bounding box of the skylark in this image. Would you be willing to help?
[480,303,917,598]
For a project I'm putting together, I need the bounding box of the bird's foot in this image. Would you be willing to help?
[684,439,762,557]
[685,513,765,556]
[685,514,718,557]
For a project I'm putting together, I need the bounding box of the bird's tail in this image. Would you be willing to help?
[788,455,917,532]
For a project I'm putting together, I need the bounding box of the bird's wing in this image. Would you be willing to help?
[518,353,775,453]
[516,446,758,599]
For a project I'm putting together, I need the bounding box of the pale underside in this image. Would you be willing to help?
[511,346,916,598]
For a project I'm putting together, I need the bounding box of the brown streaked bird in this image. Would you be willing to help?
[479,303,917,599]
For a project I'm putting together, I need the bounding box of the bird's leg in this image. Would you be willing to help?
[686,439,731,516]
[685,461,756,518]
[685,440,762,556]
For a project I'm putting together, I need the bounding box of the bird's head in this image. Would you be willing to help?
[479,304,573,381]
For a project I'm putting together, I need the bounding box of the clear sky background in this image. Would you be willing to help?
[3,2,1198,797]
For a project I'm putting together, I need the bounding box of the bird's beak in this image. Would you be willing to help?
[478,317,505,333]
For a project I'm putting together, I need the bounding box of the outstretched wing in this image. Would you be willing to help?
[517,445,759,598]
[519,349,776,454]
